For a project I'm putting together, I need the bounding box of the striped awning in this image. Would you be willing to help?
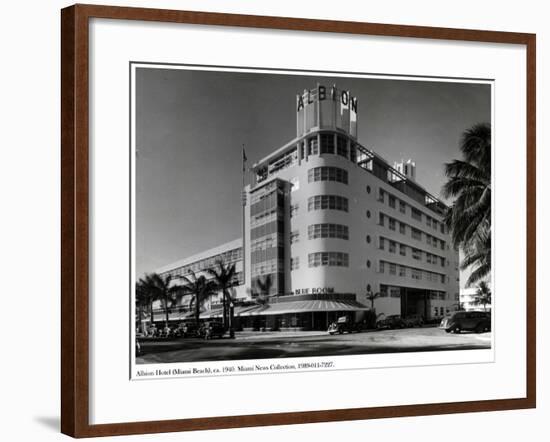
[236,299,370,316]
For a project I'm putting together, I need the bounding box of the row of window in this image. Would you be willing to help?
[250,208,281,228]
[301,134,357,162]
[307,223,349,240]
[378,237,447,267]
[378,260,448,284]
[379,188,446,234]
[379,212,447,251]
[378,285,448,301]
[308,166,348,184]
[164,248,242,279]
[308,252,349,268]
[308,195,349,212]
[250,234,283,252]
[251,259,284,277]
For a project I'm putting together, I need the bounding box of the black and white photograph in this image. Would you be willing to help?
[132,66,493,368]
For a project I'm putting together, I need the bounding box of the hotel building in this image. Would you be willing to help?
[151,84,460,330]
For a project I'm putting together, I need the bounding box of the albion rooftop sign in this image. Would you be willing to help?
[297,85,358,113]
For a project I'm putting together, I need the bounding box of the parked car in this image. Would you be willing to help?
[328,316,361,334]
[439,311,491,333]
[376,314,406,329]
[403,314,424,328]
[200,321,226,339]
[176,322,201,338]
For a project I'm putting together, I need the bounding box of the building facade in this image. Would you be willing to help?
[151,84,460,330]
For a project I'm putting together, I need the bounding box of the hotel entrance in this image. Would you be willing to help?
[400,287,429,319]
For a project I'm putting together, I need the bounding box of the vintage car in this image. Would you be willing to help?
[200,321,226,339]
[176,321,201,338]
[328,316,361,334]
[376,314,406,329]
[439,311,491,333]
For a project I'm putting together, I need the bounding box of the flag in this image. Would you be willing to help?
[242,146,247,172]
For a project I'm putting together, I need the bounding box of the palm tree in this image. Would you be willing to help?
[442,122,491,286]
[252,275,273,330]
[206,260,237,329]
[365,290,380,311]
[461,228,491,287]
[138,273,182,329]
[179,271,217,325]
[254,274,273,303]
[135,280,152,332]
[473,280,492,311]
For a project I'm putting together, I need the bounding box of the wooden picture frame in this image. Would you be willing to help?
[61,3,536,437]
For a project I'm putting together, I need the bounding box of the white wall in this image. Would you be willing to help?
[0,0,546,441]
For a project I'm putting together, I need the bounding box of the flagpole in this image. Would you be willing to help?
[241,145,247,296]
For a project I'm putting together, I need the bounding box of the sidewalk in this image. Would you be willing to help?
[235,330,328,340]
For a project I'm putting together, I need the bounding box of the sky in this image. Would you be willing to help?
[135,67,491,283]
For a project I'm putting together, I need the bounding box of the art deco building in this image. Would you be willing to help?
[152,84,460,330]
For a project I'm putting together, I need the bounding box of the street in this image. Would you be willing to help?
[136,326,491,364]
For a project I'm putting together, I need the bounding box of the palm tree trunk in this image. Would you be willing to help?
[149,300,154,329]
[222,289,227,329]
[165,298,170,329]
[195,294,200,324]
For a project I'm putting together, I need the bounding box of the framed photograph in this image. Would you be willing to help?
[61,4,536,437]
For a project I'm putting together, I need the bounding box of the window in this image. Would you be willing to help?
[366,235,371,244]
[290,203,298,218]
[290,230,299,244]
[389,241,396,253]
[379,213,385,226]
[308,223,349,240]
[440,223,446,234]
[426,235,431,246]
[290,257,299,270]
[308,166,348,184]
[379,237,385,250]
[378,188,385,203]
[400,244,406,256]
[389,218,396,231]
[366,260,371,268]
[366,185,371,194]
[308,252,349,267]
[307,195,348,212]
[320,134,335,154]
[389,263,397,275]
[432,220,439,231]
[399,201,406,214]
[411,207,422,221]
[440,240,446,250]
[308,137,318,155]
[389,195,396,209]
[399,265,407,277]
[440,257,446,267]
[379,261,385,273]
[336,136,348,157]
[426,215,432,227]
[411,228,422,240]
[366,210,371,219]
[399,222,406,234]
[412,269,422,280]
[412,248,422,260]
[441,274,446,284]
